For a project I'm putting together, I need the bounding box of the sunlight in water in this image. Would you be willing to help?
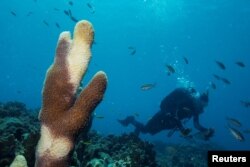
[177,76,195,89]
[144,0,185,22]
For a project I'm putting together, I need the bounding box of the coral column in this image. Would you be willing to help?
[35,20,107,167]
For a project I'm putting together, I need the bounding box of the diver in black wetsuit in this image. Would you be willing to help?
[118,88,214,140]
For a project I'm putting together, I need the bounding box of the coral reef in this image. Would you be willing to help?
[0,101,158,167]
[0,101,40,167]
[71,131,158,167]
[0,101,225,167]
[155,141,223,167]
[35,20,107,167]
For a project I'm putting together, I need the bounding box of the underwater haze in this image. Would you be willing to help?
[1,0,250,152]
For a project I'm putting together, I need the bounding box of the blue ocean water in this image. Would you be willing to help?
[0,0,250,151]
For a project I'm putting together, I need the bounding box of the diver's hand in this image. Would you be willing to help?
[180,128,192,136]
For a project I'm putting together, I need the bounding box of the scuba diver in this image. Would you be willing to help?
[118,87,214,140]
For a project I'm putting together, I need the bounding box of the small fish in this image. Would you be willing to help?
[140,83,156,91]
[82,141,92,145]
[55,22,60,29]
[226,117,242,127]
[70,16,78,22]
[95,115,105,119]
[183,56,189,64]
[130,49,136,55]
[215,60,226,70]
[87,2,95,14]
[210,82,216,90]
[221,77,231,85]
[128,46,136,55]
[166,65,175,74]
[227,126,244,141]
[235,61,245,68]
[43,20,49,26]
[64,10,70,16]
[240,100,250,108]
[213,74,221,80]
[10,11,17,16]
[68,1,73,6]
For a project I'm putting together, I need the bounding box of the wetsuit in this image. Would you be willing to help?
[118,88,208,136]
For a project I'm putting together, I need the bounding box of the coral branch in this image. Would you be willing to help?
[35,20,107,167]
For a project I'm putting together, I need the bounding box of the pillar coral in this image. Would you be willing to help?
[35,20,107,167]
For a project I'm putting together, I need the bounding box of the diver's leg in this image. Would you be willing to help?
[118,116,146,135]
[118,116,136,126]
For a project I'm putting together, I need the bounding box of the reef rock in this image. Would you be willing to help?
[0,101,40,167]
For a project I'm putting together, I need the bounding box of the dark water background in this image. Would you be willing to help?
[0,0,250,150]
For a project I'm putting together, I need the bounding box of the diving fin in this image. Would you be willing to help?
[118,116,135,127]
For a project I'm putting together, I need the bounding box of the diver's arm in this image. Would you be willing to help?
[175,119,191,136]
[193,114,207,132]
